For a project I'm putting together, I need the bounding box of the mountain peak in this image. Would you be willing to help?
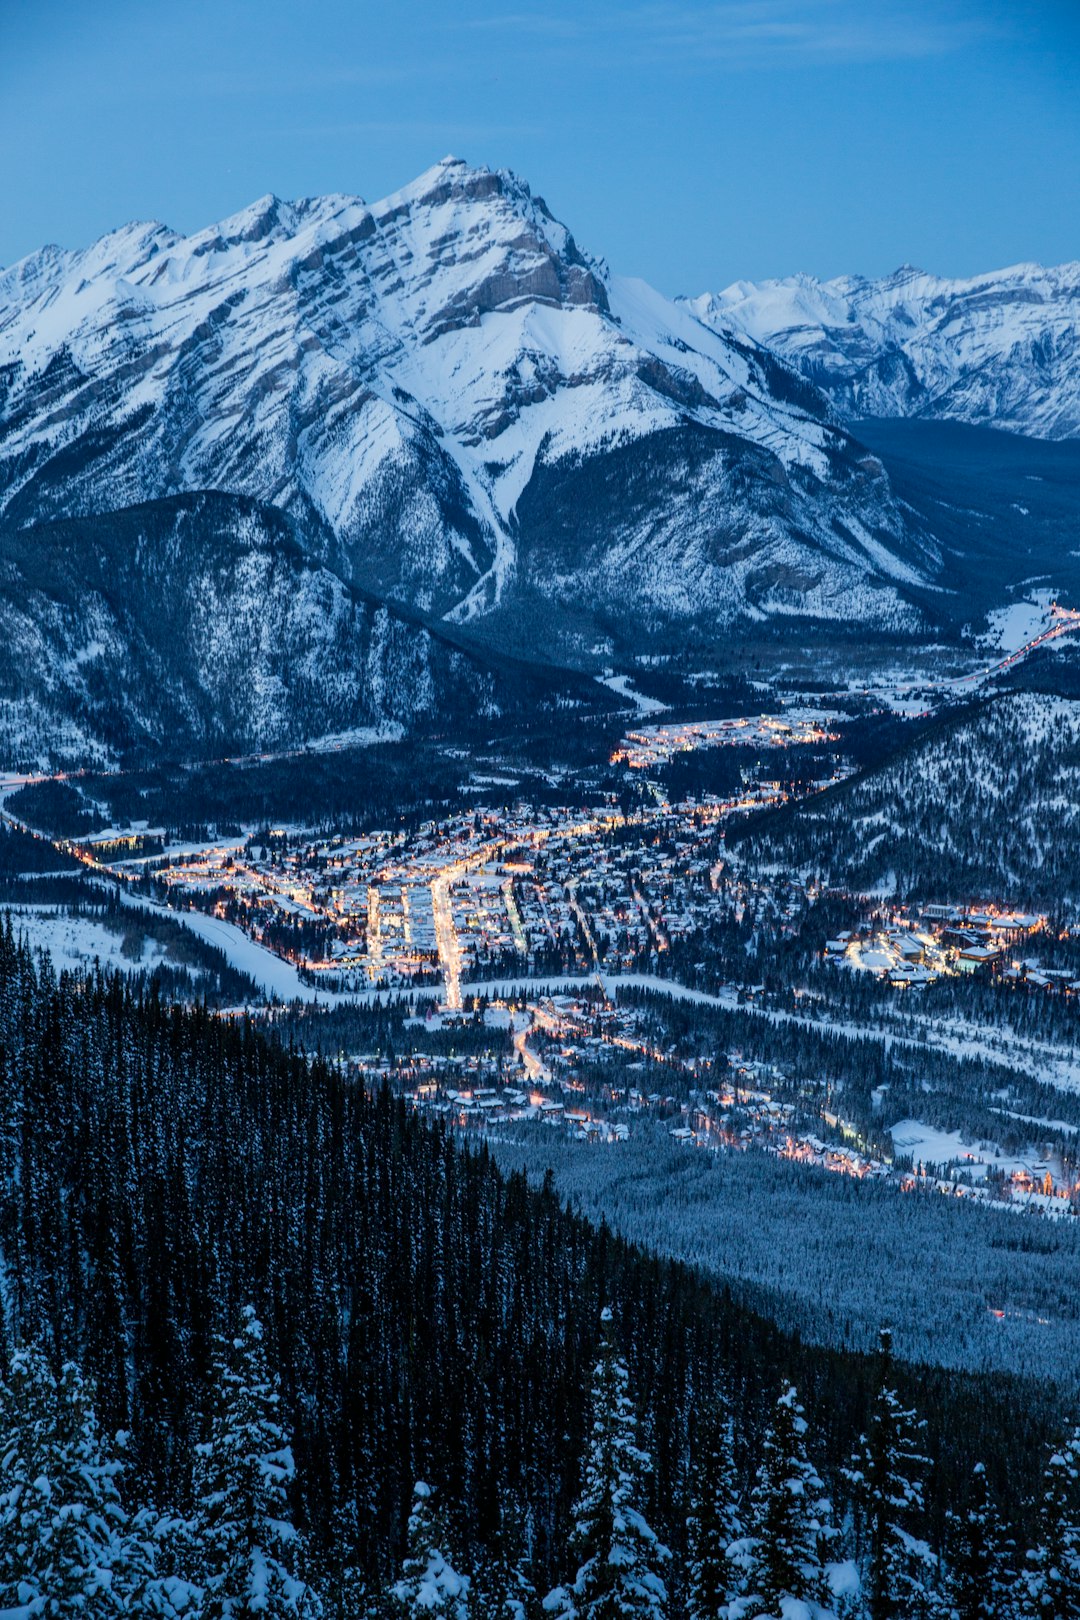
[0,157,929,650]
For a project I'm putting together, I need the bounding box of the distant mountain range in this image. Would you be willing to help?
[1,159,1078,762]
[686,262,1080,440]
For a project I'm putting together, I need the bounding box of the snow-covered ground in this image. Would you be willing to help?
[1,906,170,978]
[889,1118,1056,1182]
[985,594,1056,653]
[112,891,345,1003]
[595,674,668,717]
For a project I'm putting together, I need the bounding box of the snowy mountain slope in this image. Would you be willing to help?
[0,159,933,648]
[0,493,576,767]
[686,262,1080,440]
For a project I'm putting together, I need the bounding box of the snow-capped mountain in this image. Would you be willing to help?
[0,159,932,651]
[686,262,1080,440]
[0,493,575,766]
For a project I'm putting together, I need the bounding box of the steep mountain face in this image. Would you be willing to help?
[0,159,933,652]
[686,262,1080,440]
[0,493,565,766]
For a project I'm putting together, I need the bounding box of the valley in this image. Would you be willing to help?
[3,132,1080,1619]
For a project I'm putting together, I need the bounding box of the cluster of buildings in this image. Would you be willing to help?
[612,711,841,770]
[129,788,772,999]
[826,903,1049,986]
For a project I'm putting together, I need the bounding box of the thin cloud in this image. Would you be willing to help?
[262,119,547,142]
[459,1,1000,65]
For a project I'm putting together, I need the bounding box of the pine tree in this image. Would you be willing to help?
[545,1307,669,1620]
[946,1463,1011,1620]
[0,1347,138,1617]
[390,1482,469,1620]
[193,1305,318,1620]
[844,1330,935,1620]
[468,1545,537,1620]
[685,1402,741,1620]
[741,1383,838,1619]
[128,1505,204,1619]
[1021,1422,1080,1620]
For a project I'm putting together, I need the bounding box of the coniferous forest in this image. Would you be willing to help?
[0,919,1078,1617]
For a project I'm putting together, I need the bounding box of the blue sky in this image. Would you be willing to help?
[2,0,1078,292]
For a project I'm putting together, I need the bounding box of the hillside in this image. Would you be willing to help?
[0,492,587,765]
[730,691,1080,911]
[0,922,1060,1594]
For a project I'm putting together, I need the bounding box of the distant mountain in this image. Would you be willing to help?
[0,159,934,659]
[686,262,1080,440]
[0,492,578,767]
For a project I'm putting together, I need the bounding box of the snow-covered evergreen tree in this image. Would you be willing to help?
[467,1544,537,1620]
[544,1306,669,1620]
[685,1402,741,1620]
[0,1346,144,1618]
[193,1305,318,1620]
[128,1506,204,1619]
[844,1331,935,1620]
[390,1481,469,1620]
[1020,1422,1080,1620]
[739,1383,838,1619]
[945,1463,1011,1620]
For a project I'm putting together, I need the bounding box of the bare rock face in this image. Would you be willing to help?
[686,262,1080,441]
[0,159,932,656]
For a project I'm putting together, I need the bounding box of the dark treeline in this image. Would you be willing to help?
[4,713,637,847]
[0,919,1068,1596]
[0,818,82,873]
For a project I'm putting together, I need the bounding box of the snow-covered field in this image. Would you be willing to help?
[2,906,169,978]
[985,594,1056,652]
[889,1118,1049,1180]
[595,674,668,717]
[112,891,342,1004]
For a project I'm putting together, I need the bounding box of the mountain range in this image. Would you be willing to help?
[1,158,1078,762]
[0,162,933,652]
[687,261,1080,440]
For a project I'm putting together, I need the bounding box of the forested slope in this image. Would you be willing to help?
[0,924,1071,1609]
[730,692,1080,910]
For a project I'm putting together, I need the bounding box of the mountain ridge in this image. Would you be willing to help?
[0,157,934,659]
[686,259,1080,440]
[0,490,590,768]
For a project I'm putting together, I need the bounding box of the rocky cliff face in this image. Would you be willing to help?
[0,159,933,655]
[686,262,1080,440]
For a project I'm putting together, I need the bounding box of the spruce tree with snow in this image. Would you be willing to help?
[193,1305,319,1620]
[128,1506,204,1619]
[685,1402,741,1620]
[844,1331,935,1620]
[739,1383,839,1620]
[1020,1422,1080,1620]
[0,1346,144,1618]
[544,1306,669,1620]
[945,1463,1011,1620]
[467,1544,537,1620]
[389,1481,469,1620]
